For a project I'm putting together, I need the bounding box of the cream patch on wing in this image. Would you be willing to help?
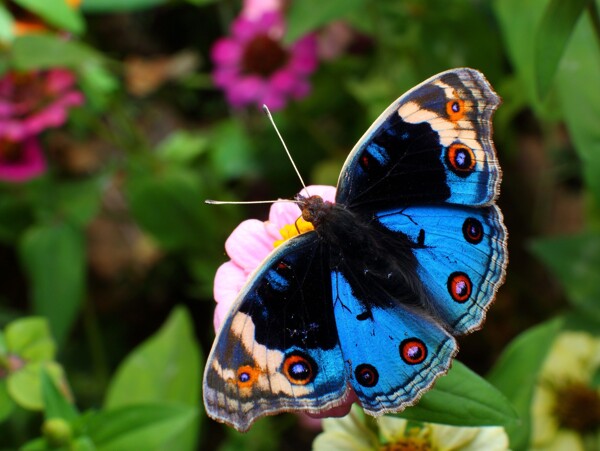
[397,88,485,168]
[211,311,313,397]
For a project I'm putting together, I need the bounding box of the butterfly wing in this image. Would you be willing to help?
[203,233,348,432]
[331,269,457,413]
[336,68,501,211]
[376,204,507,334]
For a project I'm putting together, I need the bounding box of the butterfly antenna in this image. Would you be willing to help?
[262,105,308,193]
[205,199,299,205]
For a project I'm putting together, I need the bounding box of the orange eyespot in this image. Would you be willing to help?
[446,98,466,121]
[283,353,315,385]
[446,143,476,175]
[236,365,260,388]
[447,272,472,303]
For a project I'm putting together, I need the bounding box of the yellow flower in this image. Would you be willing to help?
[531,331,600,450]
[313,405,510,450]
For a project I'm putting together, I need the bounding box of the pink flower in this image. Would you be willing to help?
[241,0,283,19]
[211,11,318,111]
[0,69,84,142]
[213,185,356,422]
[0,137,47,182]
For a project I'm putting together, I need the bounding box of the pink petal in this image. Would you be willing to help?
[270,70,297,93]
[269,200,302,229]
[300,185,337,202]
[45,69,77,94]
[259,88,287,111]
[226,75,266,107]
[225,218,274,271]
[211,39,242,66]
[290,79,311,100]
[0,137,46,183]
[214,260,248,305]
[242,0,282,20]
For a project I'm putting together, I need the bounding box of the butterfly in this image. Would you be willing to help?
[203,67,508,432]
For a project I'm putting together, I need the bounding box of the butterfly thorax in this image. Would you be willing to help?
[298,194,433,314]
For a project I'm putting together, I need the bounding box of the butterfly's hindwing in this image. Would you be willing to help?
[336,68,501,212]
[203,233,348,432]
[331,270,458,413]
[376,204,507,333]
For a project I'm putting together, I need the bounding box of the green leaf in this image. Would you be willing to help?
[20,222,86,342]
[127,166,214,252]
[219,417,281,451]
[86,403,198,451]
[487,318,563,449]
[493,0,558,118]
[530,232,600,314]
[81,0,168,12]
[0,4,14,43]
[534,0,589,98]
[397,361,518,427]
[156,131,209,165]
[10,34,103,71]
[105,307,202,450]
[209,119,257,180]
[554,11,600,206]
[105,307,202,407]
[12,0,85,34]
[0,382,15,422]
[41,368,78,421]
[8,362,65,411]
[285,0,366,43]
[55,179,103,228]
[5,317,55,361]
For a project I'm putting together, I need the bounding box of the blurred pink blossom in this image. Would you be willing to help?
[211,11,318,111]
[213,185,357,422]
[0,137,47,182]
[0,68,84,142]
[241,0,283,19]
[0,68,83,182]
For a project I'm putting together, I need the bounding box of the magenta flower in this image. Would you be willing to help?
[0,69,84,142]
[211,11,318,111]
[0,137,47,182]
[213,185,358,421]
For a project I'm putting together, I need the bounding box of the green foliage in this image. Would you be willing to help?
[530,233,600,315]
[12,0,85,34]
[20,222,86,343]
[397,361,518,427]
[487,319,564,449]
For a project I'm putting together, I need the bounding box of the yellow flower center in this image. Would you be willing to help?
[274,217,314,248]
[380,437,431,451]
[554,382,600,434]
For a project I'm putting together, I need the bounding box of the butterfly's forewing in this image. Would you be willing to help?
[331,269,457,413]
[203,233,348,432]
[336,68,501,212]
[376,204,507,334]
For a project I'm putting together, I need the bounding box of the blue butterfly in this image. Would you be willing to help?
[203,68,508,431]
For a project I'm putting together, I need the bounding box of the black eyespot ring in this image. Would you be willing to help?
[463,217,483,244]
[355,364,379,387]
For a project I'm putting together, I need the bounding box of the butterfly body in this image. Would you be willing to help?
[204,68,508,431]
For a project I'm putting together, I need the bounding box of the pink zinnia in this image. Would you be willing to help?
[213,185,358,422]
[0,137,47,182]
[0,68,84,142]
[211,11,318,111]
